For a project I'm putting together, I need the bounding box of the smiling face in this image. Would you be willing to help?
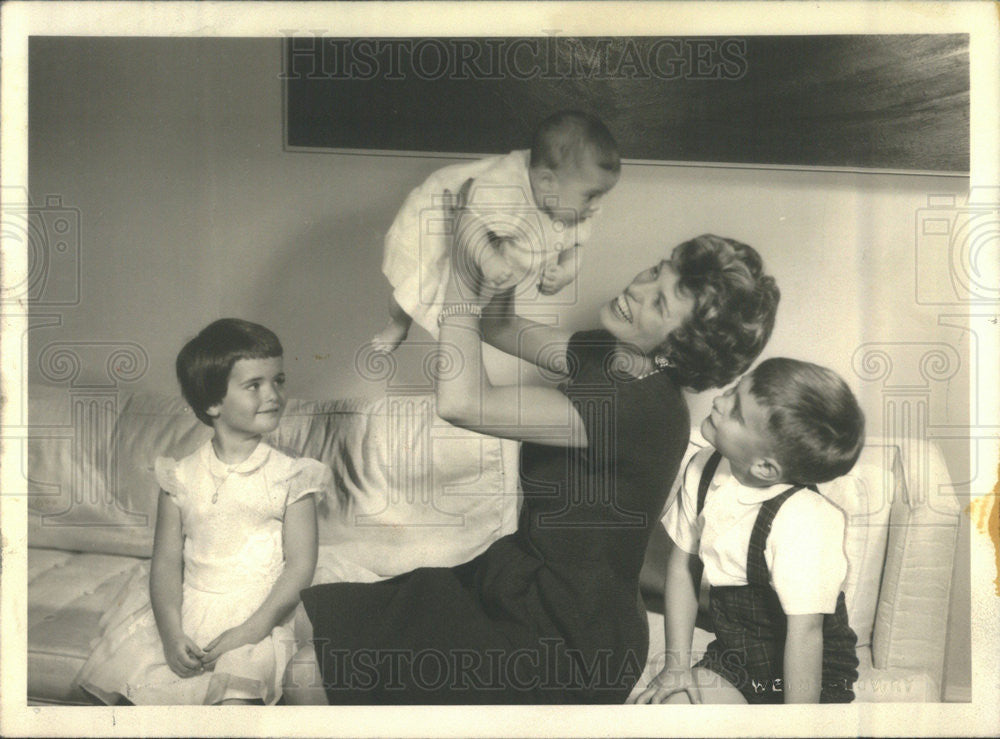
[599,260,696,355]
[701,374,783,485]
[206,356,286,439]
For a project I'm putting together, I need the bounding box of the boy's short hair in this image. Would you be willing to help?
[530,110,620,174]
[749,357,866,484]
[176,318,283,426]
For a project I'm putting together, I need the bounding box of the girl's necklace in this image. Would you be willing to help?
[211,477,225,504]
[209,439,241,504]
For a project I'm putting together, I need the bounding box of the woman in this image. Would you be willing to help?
[292,224,779,704]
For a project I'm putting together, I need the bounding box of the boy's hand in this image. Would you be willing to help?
[538,262,575,295]
[629,666,702,704]
[201,623,257,669]
[162,632,206,678]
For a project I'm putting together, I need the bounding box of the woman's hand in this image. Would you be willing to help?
[162,631,206,678]
[441,180,510,304]
[629,666,703,704]
[200,622,259,669]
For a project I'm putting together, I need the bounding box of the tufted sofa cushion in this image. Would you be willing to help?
[28,549,142,704]
[870,437,959,690]
[28,391,210,557]
[272,394,521,582]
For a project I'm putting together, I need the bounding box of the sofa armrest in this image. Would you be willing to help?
[870,439,961,699]
[854,648,941,702]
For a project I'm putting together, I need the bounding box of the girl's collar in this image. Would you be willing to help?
[203,438,271,478]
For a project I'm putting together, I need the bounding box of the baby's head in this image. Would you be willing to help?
[176,318,285,430]
[701,357,865,487]
[529,110,620,223]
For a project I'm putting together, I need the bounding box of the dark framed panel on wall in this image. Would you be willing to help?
[283,34,969,173]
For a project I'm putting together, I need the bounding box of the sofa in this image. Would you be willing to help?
[26,387,961,704]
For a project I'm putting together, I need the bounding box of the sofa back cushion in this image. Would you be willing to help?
[28,391,208,557]
[288,396,520,583]
[869,436,959,687]
[816,445,896,649]
[28,388,519,571]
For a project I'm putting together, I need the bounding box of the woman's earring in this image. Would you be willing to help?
[654,355,673,370]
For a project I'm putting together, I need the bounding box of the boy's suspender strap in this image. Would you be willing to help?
[696,450,824,589]
[697,450,723,516]
[745,484,819,588]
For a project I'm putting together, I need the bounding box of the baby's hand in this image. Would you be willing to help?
[163,633,206,678]
[628,666,702,704]
[538,262,575,295]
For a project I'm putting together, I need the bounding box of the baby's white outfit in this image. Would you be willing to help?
[382,149,596,336]
[663,448,848,615]
[75,440,331,705]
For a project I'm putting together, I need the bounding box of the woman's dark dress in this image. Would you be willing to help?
[301,330,690,704]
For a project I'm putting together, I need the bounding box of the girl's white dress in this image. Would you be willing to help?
[75,440,332,705]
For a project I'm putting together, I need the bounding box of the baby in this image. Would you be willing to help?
[374,109,621,351]
[633,357,865,705]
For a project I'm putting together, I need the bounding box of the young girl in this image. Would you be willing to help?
[76,318,331,705]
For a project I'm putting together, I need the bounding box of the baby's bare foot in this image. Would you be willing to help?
[372,320,409,353]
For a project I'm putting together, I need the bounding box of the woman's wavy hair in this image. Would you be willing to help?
[660,234,779,392]
[176,318,283,426]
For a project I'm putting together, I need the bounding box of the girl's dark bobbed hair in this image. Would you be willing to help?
[175,318,283,425]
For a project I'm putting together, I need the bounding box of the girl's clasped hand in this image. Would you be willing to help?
[164,623,258,677]
[161,633,206,678]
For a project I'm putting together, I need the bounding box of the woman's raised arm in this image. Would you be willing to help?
[480,286,573,377]
[434,186,586,447]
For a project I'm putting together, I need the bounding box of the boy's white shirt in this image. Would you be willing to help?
[662,447,849,616]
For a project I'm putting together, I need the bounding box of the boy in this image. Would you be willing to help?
[373,110,620,351]
[634,358,865,704]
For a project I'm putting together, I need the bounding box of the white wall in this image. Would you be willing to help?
[27,37,971,697]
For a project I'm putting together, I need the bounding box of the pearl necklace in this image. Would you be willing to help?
[630,366,663,382]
